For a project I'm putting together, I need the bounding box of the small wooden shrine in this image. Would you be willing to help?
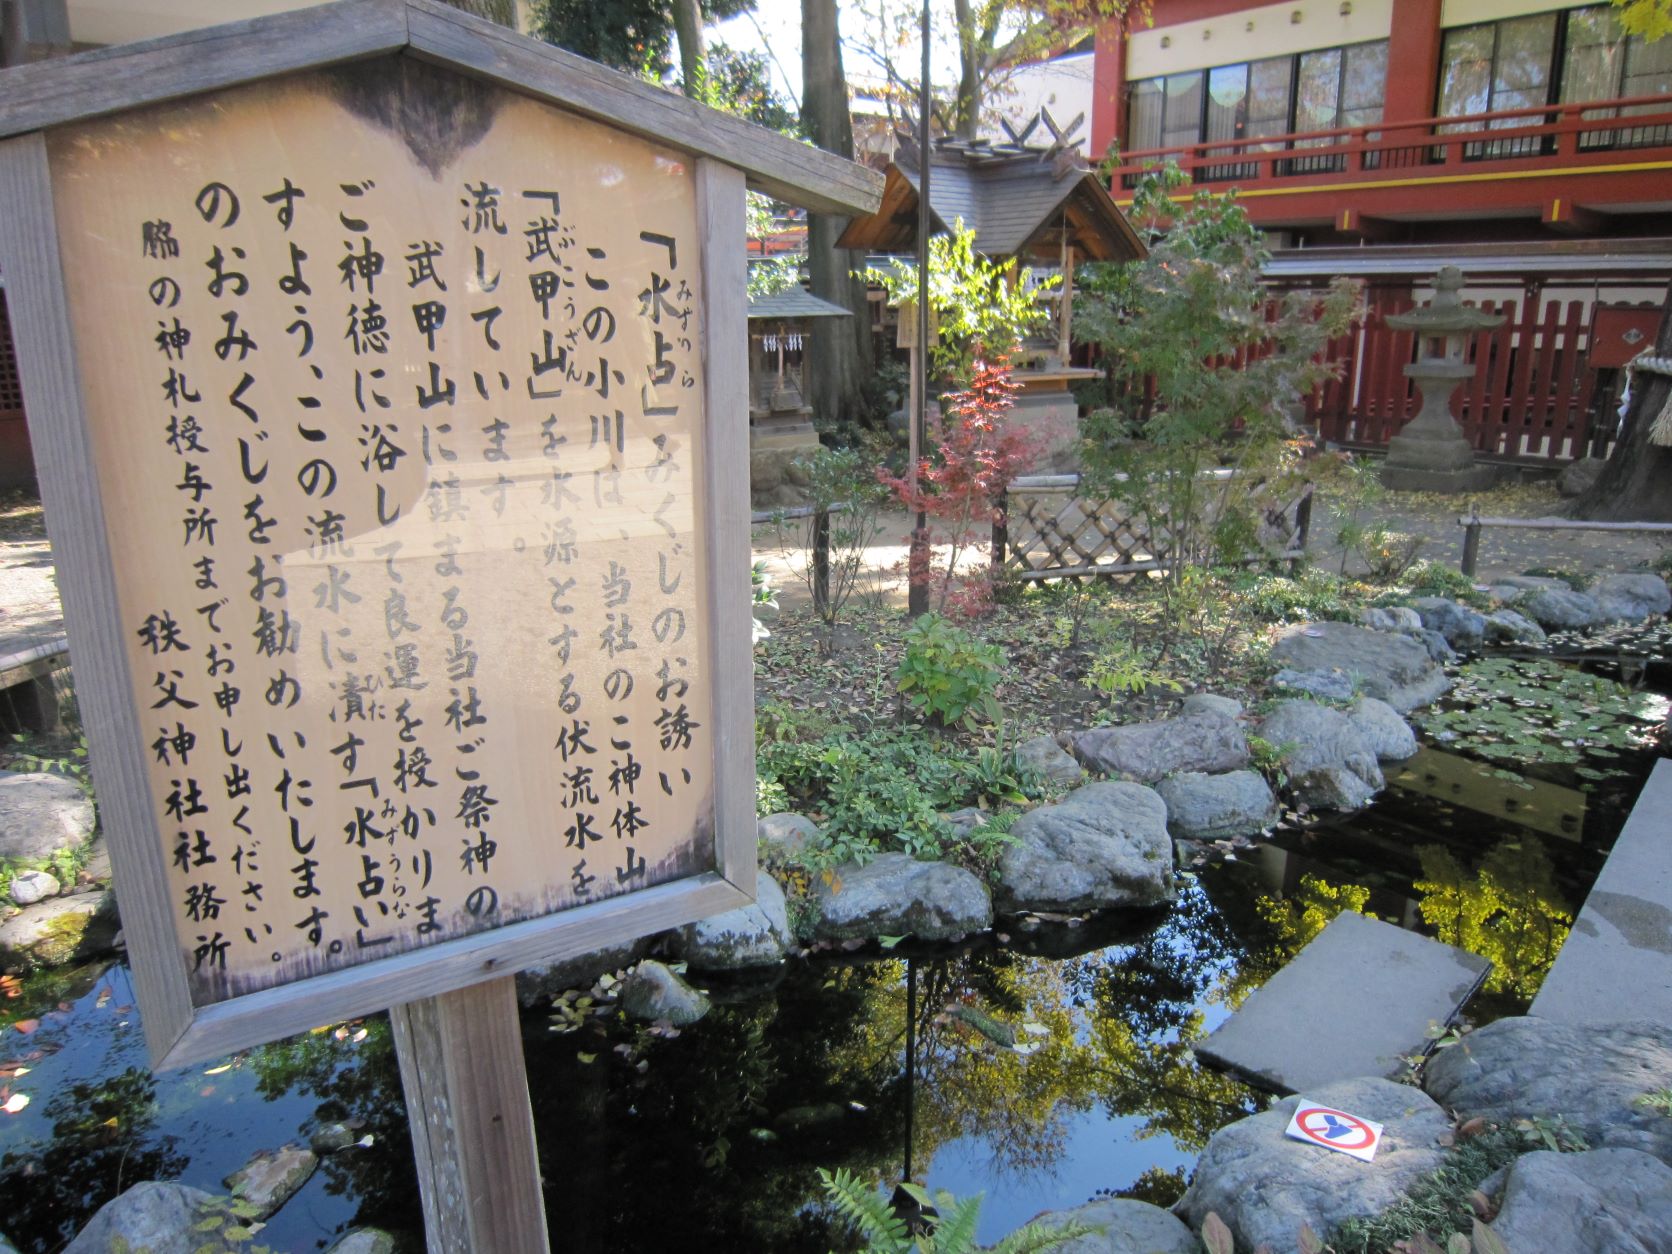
[746,286,852,453]
[838,111,1145,466]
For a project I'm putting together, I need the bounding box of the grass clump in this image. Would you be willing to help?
[1331,1119,1587,1254]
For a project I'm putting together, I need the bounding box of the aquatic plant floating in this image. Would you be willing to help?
[1284,1099,1383,1162]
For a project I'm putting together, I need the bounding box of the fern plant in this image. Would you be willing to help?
[818,1169,1094,1254]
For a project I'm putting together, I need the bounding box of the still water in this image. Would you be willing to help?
[0,662,1661,1251]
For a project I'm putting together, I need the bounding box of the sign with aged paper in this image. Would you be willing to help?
[0,0,884,1069]
[0,8,881,1246]
[54,65,719,1006]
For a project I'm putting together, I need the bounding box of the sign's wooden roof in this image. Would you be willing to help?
[0,0,882,219]
[838,145,1144,263]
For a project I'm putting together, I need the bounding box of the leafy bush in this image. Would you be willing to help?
[755,727,1042,869]
[819,1168,1092,1254]
[1232,570,1354,623]
[895,614,1005,729]
[1401,560,1484,604]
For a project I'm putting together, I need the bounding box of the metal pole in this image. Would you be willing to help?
[904,958,917,1181]
[907,0,932,618]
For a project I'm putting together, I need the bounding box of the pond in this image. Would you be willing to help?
[0,645,1664,1253]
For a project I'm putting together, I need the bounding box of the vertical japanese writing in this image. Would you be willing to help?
[59,74,716,1004]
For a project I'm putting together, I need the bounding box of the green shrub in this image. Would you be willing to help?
[756,728,1043,870]
[895,614,1005,729]
[1402,560,1483,604]
[1232,570,1354,623]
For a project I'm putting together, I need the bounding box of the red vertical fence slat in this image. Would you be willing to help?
[1549,300,1587,459]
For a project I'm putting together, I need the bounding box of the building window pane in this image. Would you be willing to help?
[1161,70,1204,149]
[1490,13,1556,116]
[1296,48,1343,136]
[1439,25,1495,117]
[1341,41,1388,128]
[1247,57,1295,141]
[1562,5,1625,106]
[1127,78,1163,151]
[1206,63,1249,145]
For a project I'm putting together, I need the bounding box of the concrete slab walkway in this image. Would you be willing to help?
[1531,757,1672,1025]
[1196,910,1491,1094]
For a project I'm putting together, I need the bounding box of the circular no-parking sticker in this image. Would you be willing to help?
[1284,1100,1384,1162]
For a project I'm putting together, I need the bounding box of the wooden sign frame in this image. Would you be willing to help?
[0,0,882,1072]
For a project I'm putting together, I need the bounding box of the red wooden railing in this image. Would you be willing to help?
[1109,92,1672,190]
[1303,291,1604,461]
[1103,289,1609,464]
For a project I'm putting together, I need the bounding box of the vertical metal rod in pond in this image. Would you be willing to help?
[908,0,932,619]
[905,956,917,1180]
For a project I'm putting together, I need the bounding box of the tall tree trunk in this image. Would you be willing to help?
[802,0,874,435]
[672,0,706,95]
[953,0,980,140]
[437,0,516,26]
[1571,298,1672,521]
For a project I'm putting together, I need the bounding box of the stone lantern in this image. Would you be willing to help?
[1380,266,1504,492]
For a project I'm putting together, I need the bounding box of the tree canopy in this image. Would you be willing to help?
[535,0,754,77]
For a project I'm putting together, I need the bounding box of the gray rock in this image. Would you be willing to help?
[758,812,819,865]
[516,937,647,1006]
[326,1232,399,1254]
[1410,596,1487,650]
[996,782,1173,914]
[80,836,112,887]
[225,1143,317,1218]
[1259,700,1384,810]
[1030,1197,1198,1253]
[1483,608,1547,646]
[618,959,710,1025]
[814,853,992,942]
[1491,1148,1672,1254]
[1270,622,1449,713]
[1015,734,1085,785]
[0,1231,16,1254]
[0,772,95,864]
[64,1181,227,1254]
[309,1122,358,1154]
[1424,1017,1672,1166]
[674,873,791,970]
[1521,585,1604,630]
[9,868,59,905]
[1181,693,1244,720]
[1348,697,1419,762]
[940,807,988,839]
[0,891,121,968]
[1072,714,1249,783]
[1496,575,1572,591]
[1415,628,1456,663]
[1153,771,1279,840]
[1358,606,1424,632]
[1558,457,1607,497]
[1271,668,1356,702]
[1594,572,1672,622]
[1175,1077,1452,1253]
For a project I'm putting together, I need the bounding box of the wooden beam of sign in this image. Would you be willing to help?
[390,977,549,1254]
[0,0,884,220]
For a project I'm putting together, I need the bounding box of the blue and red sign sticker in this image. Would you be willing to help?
[1284,1099,1384,1163]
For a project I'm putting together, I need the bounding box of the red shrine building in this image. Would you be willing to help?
[1090,0,1672,462]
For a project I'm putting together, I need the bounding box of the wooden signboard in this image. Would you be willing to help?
[0,5,880,1249]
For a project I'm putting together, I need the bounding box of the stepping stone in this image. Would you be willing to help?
[1195,911,1490,1093]
[1532,758,1672,1026]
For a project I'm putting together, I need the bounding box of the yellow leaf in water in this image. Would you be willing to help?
[203,1063,232,1076]
[351,1028,368,1043]
[2,1092,29,1114]
[102,1117,118,1127]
